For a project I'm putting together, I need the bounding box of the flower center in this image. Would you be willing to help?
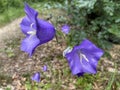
[78,50,89,64]
[27,23,36,36]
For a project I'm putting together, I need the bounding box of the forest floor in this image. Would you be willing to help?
[0,12,120,90]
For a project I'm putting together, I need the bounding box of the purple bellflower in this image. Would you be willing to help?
[61,24,70,34]
[43,65,47,71]
[64,39,104,76]
[31,72,40,83]
[20,3,55,56]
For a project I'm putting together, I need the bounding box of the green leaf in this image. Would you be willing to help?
[33,86,38,90]
[25,81,32,90]
[44,83,51,89]
[108,25,120,38]
[5,88,11,90]
[84,83,92,90]
[73,0,97,9]
[105,64,117,90]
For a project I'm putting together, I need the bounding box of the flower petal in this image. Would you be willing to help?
[65,49,83,75]
[36,19,55,45]
[24,3,38,22]
[77,72,84,77]
[81,50,99,70]
[81,58,97,74]
[31,72,40,82]
[61,24,70,34]
[78,39,104,58]
[79,39,104,68]
[43,65,47,71]
[21,35,40,56]
[20,17,31,35]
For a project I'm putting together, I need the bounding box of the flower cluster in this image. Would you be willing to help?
[20,3,104,82]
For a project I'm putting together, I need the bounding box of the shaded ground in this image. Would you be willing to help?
[0,12,120,90]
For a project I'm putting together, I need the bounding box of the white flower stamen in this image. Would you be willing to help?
[78,51,89,64]
[27,30,36,35]
[30,23,34,28]
[80,53,89,62]
[27,23,36,36]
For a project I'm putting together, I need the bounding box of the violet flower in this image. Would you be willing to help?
[31,72,40,83]
[43,65,47,71]
[20,3,55,56]
[64,39,104,76]
[61,24,70,34]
